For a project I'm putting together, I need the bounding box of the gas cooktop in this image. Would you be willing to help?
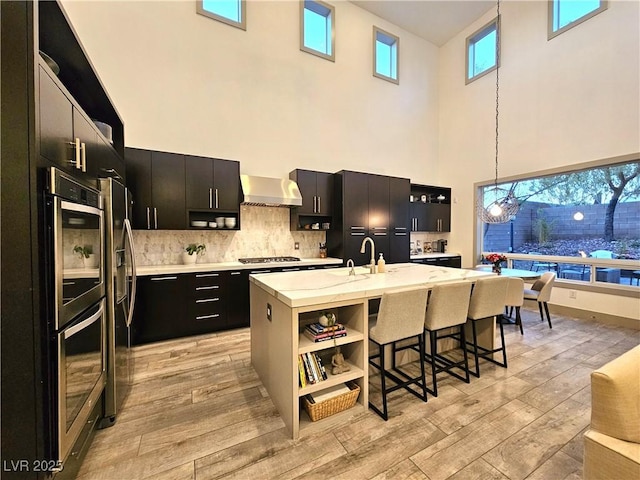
[238,256,301,264]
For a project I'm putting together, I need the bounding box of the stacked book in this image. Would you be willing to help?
[303,322,347,343]
[298,352,328,387]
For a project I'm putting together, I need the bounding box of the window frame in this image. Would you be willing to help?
[473,153,640,295]
[465,16,499,85]
[300,0,335,62]
[196,0,246,31]
[548,0,608,40]
[372,26,399,85]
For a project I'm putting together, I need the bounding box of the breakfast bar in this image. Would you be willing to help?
[249,263,494,438]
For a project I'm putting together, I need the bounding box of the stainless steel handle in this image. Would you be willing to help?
[281,267,301,272]
[373,232,387,236]
[317,196,321,213]
[395,227,407,231]
[150,276,177,281]
[372,227,387,230]
[230,272,241,275]
[251,270,271,274]
[196,314,220,320]
[215,189,219,209]
[64,301,104,339]
[196,273,219,278]
[153,207,158,229]
[124,218,137,328]
[81,142,87,172]
[209,188,213,209]
[196,286,219,291]
[62,281,76,286]
[395,232,407,236]
[100,168,122,180]
[146,207,151,230]
[196,298,219,303]
[350,226,365,230]
[350,232,365,236]
[74,138,81,169]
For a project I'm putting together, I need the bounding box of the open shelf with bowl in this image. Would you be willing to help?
[188,211,240,230]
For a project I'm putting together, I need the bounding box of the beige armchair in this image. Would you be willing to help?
[584,345,640,480]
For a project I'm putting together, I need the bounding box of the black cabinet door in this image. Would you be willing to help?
[96,138,125,182]
[410,202,428,232]
[39,66,73,169]
[227,270,250,329]
[151,151,186,229]
[315,171,333,215]
[368,174,389,231]
[132,275,186,344]
[389,177,410,263]
[185,155,213,210]
[213,159,240,212]
[292,169,317,214]
[425,203,451,232]
[125,148,152,229]
[342,171,368,230]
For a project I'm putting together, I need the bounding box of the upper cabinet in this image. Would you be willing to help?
[410,184,452,233]
[289,169,334,230]
[125,148,186,230]
[125,147,242,230]
[185,156,240,212]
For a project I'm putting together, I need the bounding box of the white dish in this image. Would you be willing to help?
[215,217,224,225]
[191,220,207,227]
[208,221,217,228]
[224,217,236,228]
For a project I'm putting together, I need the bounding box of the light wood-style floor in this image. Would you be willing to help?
[77,308,639,480]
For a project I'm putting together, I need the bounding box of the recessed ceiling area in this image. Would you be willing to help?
[351,0,496,46]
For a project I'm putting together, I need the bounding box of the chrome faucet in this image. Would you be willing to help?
[360,237,376,274]
[346,259,355,276]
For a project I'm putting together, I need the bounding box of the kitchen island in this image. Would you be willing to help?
[249,263,494,438]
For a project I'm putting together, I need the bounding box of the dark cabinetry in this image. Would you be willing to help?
[289,169,333,230]
[185,155,241,227]
[329,171,409,265]
[39,66,124,181]
[410,184,451,232]
[125,148,186,230]
[411,256,461,268]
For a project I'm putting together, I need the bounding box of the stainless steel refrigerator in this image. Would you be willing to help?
[99,177,137,426]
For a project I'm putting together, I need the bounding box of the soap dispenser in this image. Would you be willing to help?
[377,253,386,273]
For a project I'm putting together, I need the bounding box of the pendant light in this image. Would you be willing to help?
[477,0,519,224]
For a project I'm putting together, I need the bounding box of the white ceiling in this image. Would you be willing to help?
[351,0,496,46]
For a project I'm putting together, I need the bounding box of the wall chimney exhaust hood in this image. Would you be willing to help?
[240,175,302,207]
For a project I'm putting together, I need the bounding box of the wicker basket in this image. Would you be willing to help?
[302,382,361,422]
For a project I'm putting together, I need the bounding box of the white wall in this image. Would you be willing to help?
[61,0,439,181]
[438,0,640,321]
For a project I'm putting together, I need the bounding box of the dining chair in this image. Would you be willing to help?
[422,282,473,396]
[368,288,429,420]
[504,277,525,335]
[523,272,556,329]
[466,276,510,377]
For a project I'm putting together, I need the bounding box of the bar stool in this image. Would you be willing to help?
[466,276,509,377]
[504,277,525,335]
[368,288,429,420]
[523,272,556,329]
[422,282,473,397]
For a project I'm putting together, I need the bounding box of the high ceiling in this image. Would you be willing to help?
[352,0,496,46]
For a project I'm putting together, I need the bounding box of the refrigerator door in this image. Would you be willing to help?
[100,178,136,426]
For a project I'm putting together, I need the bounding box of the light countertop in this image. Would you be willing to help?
[249,262,493,308]
[136,257,342,276]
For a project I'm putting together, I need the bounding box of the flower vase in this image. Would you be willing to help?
[492,264,502,275]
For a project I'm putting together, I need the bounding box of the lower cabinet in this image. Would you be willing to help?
[410,256,462,268]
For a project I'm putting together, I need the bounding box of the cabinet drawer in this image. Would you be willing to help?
[193,297,225,317]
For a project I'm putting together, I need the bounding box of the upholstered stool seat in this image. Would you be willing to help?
[523,272,556,329]
[368,288,429,420]
[504,277,525,334]
[466,276,509,377]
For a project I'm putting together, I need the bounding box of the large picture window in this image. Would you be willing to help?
[478,157,640,287]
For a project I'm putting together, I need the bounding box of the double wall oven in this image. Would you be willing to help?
[45,167,106,464]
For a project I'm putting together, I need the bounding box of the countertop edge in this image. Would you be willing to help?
[136,257,343,276]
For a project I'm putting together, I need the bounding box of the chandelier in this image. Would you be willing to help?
[476,0,519,224]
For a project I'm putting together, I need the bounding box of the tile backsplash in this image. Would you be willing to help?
[133,205,326,265]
